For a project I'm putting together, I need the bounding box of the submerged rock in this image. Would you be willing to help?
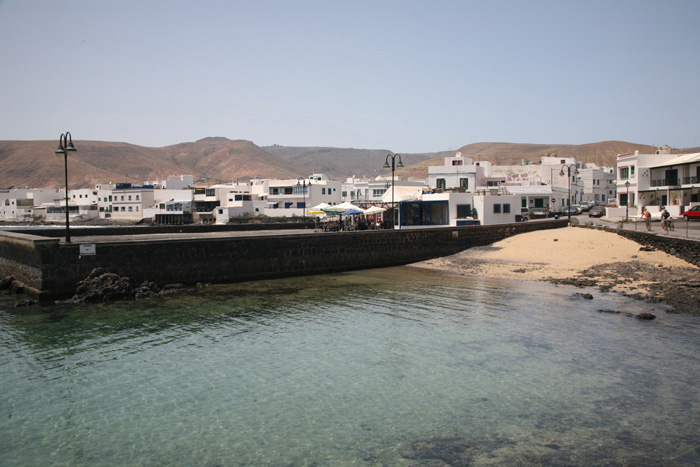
[63,268,193,304]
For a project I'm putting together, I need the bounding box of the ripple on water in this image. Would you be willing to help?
[1,266,699,466]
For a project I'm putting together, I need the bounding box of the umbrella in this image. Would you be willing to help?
[343,208,365,215]
[336,201,362,211]
[363,206,387,214]
[322,205,348,214]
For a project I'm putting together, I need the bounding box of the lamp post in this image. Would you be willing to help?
[559,163,579,222]
[625,180,630,221]
[382,153,404,229]
[55,132,76,243]
[296,177,310,221]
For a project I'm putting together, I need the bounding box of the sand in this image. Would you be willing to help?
[412,226,700,315]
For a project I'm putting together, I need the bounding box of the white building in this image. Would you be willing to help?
[110,184,155,220]
[617,146,700,217]
[0,188,60,221]
[427,152,490,192]
[264,174,342,217]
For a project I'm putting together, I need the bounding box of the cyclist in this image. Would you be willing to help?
[661,206,671,232]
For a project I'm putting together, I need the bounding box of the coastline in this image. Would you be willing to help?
[411,226,700,316]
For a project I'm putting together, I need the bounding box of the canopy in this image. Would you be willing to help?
[343,208,365,215]
[363,206,387,214]
[336,201,363,211]
[322,205,348,214]
[309,202,331,211]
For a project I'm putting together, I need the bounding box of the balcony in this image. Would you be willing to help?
[682,176,700,185]
[651,178,680,187]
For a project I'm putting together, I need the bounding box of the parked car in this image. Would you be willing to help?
[562,205,581,216]
[580,202,593,212]
[589,206,605,218]
[683,205,700,221]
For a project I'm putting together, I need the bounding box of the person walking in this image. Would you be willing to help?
[643,207,652,231]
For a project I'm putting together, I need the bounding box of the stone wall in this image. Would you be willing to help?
[1,220,567,300]
[578,225,700,267]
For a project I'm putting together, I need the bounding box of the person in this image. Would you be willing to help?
[661,206,671,231]
[643,207,652,231]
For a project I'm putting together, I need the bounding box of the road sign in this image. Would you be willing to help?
[551,198,556,203]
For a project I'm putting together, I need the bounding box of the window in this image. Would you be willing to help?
[456,204,472,218]
[436,179,446,190]
[503,204,511,213]
[631,166,635,176]
[121,196,124,201]
[136,195,140,201]
[620,167,629,180]
[373,189,386,198]
[271,188,280,195]
[128,195,132,201]
[322,188,326,195]
[452,160,463,166]
[459,178,468,189]
[128,206,133,212]
[493,204,502,213]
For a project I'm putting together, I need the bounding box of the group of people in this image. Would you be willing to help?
[641,206,673,232]
[323,216,383,232]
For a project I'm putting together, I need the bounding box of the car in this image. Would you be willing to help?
[562,205,581,216]
[589,206,605,218]
[683,205,700,221]
[579,202,596,212]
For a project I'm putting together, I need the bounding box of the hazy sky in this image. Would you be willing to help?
[1,0,699,152]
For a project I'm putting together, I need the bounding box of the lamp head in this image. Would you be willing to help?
[64,132,76,153]
[559,170,565,177]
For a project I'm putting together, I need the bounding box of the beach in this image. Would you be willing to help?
[413,226,700,315]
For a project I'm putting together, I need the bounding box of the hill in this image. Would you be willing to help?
[0,138,303,189]
[263,145,439,180]
[0,138,681,189]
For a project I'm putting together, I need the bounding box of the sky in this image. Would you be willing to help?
[1,0,699,153]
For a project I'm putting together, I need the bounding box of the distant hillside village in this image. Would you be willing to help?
[2,146,699,228]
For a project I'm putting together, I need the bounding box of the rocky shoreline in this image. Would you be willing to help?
[413,227,700,317]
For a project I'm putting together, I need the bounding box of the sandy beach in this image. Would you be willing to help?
[413,226,700,315]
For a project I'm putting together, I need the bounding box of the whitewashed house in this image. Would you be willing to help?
[109,184,155,221]
[0,188,60,221]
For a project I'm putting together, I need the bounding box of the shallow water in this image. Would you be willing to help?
[1,266,699,466]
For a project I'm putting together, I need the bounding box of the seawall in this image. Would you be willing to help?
[1,221,567,301]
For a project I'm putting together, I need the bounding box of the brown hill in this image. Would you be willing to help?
[0,138,675,189]
[397,141,659,179]
[0,138,303,189]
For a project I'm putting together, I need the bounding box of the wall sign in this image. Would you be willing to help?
[79,244,96,256]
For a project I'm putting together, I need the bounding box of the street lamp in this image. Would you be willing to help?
[55,132,76,243]
[382,153,404,229]
[625,180,630,221]
[559,163,579,222]
[296,177,311,221]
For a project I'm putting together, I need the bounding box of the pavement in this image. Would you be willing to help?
[571,214,700,240]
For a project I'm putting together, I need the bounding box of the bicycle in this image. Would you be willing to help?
[661,217,675,232]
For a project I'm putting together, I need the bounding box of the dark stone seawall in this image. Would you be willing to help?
[588,225,700,267]
[1,221,567,300]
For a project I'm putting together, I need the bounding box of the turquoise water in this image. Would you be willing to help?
[1,266,699,466]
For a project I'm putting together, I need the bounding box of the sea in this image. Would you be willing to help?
[1,265,699,466]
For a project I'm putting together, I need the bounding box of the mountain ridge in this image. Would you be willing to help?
[0,138,673,189]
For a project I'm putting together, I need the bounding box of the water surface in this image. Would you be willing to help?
[1,266,699,466]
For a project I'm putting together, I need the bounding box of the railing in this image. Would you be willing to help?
[651,178,680,187]
[682,176,700,185]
